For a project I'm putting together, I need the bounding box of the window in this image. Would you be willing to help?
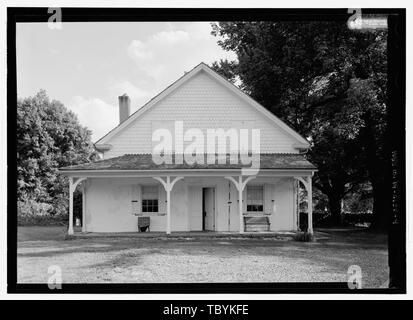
[142,186,159,213]
[247,185,264,212]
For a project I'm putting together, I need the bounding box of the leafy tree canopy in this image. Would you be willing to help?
[211,21,387,225]
[17,90,97,214]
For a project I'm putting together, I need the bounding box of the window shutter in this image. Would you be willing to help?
[264,184,274,214]
[131,185,141,215]
[158,185,166,214]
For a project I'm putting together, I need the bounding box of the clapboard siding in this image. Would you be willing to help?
[103,70,298,158]
[84,177,296,232]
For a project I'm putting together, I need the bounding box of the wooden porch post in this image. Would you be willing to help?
[153,176,184,235]
[68,177,74,235]
[238,176,244,234]
[82,183,86,233]
[166,176,171,234]
[294,176,313,235]
[68,177,87,235]
[295,180,300,230]
[307,176,313,234]
[224,175,256,234]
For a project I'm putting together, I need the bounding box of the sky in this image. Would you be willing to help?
[16,22,236,142]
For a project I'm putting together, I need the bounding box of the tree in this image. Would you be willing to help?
[211,21,388,227]
[17,90,97,215]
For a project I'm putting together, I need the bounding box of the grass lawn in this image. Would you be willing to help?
[17,226,388,287]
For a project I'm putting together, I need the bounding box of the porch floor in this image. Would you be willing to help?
[72,228,297,239]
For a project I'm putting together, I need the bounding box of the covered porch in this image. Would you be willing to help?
[59,154,317,236]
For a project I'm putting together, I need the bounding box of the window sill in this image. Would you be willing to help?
[244,212,272,216]
[134,212,166,216]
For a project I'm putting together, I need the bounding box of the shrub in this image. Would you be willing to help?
[18,198,68,226]
[294,231,314,242]
[18,214,68,226]
[49,197,68,216]
[18,198,52,216]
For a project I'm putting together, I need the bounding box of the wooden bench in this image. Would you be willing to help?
[244,216,270,232]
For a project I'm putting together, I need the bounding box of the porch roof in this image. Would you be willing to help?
[59,153,316,172]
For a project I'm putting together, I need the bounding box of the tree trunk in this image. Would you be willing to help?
[369,178,388,230]
[327,194,343,226]
[365,129,392,231]
[362,112,391,231]
[314,174,345,227]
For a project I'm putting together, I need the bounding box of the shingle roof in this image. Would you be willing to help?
[60,153,316,171]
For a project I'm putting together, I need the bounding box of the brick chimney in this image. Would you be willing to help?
[118,94,130,124]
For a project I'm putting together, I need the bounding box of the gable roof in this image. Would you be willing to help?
[95,63,310,148]
[60,153,316,172]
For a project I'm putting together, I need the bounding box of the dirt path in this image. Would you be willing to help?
[17,226,388,287]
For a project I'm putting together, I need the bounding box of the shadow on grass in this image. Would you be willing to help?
[18,228,387,260]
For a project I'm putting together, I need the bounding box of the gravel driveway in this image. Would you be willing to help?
[17,226,388,287]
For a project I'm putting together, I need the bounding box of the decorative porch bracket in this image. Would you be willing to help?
[224,175,256,234]
[68,177,87,235]
[294,176,313,234]
[153,176,184,235]
[82,183,86,233]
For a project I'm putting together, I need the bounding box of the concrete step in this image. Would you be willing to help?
[244,216,270,225]
[245,224,270,232]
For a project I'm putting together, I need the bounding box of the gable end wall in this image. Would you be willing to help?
[103,71,299,158]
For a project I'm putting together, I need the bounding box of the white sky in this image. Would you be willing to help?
[16,22,236,142]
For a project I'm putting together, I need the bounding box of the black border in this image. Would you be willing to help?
[7,7,406,294]
[387,9,406,290]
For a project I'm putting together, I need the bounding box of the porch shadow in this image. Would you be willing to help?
[71,230,298,240]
